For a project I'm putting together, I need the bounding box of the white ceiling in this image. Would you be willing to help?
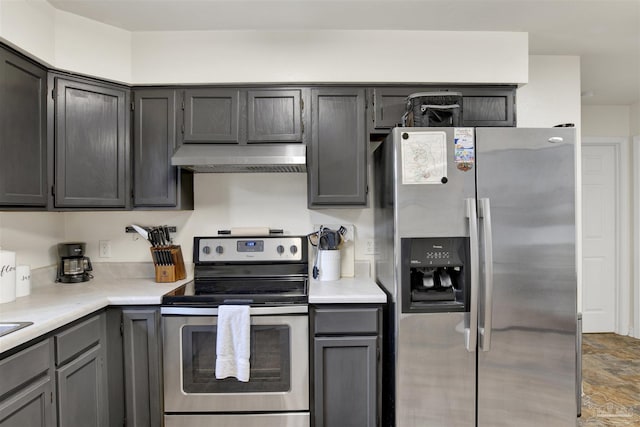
[46,0,640,106]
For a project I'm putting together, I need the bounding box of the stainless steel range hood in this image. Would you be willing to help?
[171,144,306,173]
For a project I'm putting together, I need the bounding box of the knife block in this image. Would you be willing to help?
[151,245,186,283]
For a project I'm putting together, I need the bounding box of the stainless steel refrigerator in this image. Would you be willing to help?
[374,127,577,426]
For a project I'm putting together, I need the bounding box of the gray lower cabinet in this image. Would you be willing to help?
[55,346,106,427]
[132,89,193,209]
[311,306,382,427]
[53,76,129,208]
[121,308,162,427]
[0,310,161,427]
[0,46,48,207]
[308,88,367,207]
[54,313,107,427]
[0,340,53,427]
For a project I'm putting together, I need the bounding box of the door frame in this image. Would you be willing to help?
[582,137,631,335]
[633,136,640,339]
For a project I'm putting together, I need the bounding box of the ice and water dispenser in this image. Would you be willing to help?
[401,237,470,313]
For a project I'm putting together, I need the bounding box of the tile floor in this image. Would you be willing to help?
[579,333,640,426]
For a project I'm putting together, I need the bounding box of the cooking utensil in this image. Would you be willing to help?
[131,224,150,242]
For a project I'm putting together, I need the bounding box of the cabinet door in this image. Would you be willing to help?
[0,377,53,427]
[461,87,515,127]
[54,77,128,208]
[122,309,162,427]
[133,89,193,208]
[183,88,240,143]
[0,48,47,207]
[247,89,303,143]
[309,88,367,207]
[56,345,107,427]
[314,336,378,427]
[371,87,426,130]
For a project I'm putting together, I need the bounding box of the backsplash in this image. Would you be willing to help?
[0,173,375,271]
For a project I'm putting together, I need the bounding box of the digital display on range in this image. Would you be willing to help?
[237,240,264,252]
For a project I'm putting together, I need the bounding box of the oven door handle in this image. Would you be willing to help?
[160,305,309,316]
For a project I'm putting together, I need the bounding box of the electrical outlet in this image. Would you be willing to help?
[364,239,377,255]
[99,240,111,258]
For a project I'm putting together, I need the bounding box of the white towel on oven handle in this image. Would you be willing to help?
[215,305,251,382]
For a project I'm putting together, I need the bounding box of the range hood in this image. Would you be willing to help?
[171,144,306,173]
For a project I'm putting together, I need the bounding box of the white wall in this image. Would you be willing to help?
[0,212,65,268]
[582,105,631,137]
[630,102,640,136]
[0,2,528,85]
[131,30,528,84]
[54,11,132,83]
[517,55,581,128]
[0,0,55,65]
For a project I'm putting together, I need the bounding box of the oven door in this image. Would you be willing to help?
[162,306,309,413]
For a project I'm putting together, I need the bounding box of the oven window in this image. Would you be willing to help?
[182,324,291,393]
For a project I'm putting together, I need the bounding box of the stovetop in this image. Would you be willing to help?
[162,235,309,306]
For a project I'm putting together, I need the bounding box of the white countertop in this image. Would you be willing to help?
[0,264,191,354]
[1,264,385,354]
[308,277,387,304]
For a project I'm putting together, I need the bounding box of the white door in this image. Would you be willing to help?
[581,144,617,332]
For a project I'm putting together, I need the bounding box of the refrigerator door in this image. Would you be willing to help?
[392,128,477,427]
[396,313,475,427]
[475,128,577,426]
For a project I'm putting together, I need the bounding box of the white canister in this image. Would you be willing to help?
[318,249,341,281]
[15,265,31,298]
[0,250,16,303]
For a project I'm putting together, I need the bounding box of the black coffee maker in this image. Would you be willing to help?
[56,242,93,283]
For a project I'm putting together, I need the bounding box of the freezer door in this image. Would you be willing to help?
[396,312,475,427]
[393,127,476,239]
[475,128,577,426]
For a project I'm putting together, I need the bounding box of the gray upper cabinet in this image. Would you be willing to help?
[246,89,303,143]
[370,85,516,131]
[309,87,367,207]
[0,47,48,207]
[54,76,129,208]
[133,89,193,209]
[369,86,429,131]
[460,86,515,127]
[183,88,240,143]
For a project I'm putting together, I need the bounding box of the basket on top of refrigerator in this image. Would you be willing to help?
[402,91,463,127]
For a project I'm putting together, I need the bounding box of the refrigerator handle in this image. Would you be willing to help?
[479,198,494,352]
[465,198,479,353]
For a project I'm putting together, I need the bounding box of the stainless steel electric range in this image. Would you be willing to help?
[161,235,310,427]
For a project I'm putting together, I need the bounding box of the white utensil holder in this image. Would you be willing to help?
[319,249,341,281]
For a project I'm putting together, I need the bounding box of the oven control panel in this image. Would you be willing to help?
[196,236,304,262]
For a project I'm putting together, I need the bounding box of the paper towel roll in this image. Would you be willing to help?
[230,227,271,236]
[0,250,16,304]
[15,265,31,298]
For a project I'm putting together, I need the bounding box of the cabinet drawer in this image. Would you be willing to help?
[314,307,380,335]
[0,339,50,398]
[55,315,102,367]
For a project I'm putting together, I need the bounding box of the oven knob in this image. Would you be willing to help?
[290,245,298,254]
[276,245,285,255]
[202,246,211,255]
[216,245,224,254]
